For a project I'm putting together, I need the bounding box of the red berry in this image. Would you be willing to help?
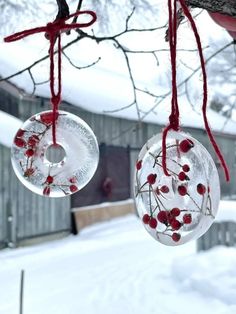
[160,185,169,193]
[46,175,54,184]
[157,210,168,224]
[197,183,206,195]
[70,185,78,193]
[170,207,180,217]
[40,112,59,125]
[142,214,150,224]
[14,137,26,148]
[167,212,175,224]
[178,185,187,196]
[178,172,187,181]
[16,129,25,138]
[43,186,50,196]
[136,160,142,171]
[172,232,181,242]
[182,164,190,172]
[69,177,77,184]
[25,149,34,157]
[28,135,39,147]
[171,219,181,230]
[147,174,157,185]
[148,217,157,229]
[179,139,194,153]
[183,213,192,224]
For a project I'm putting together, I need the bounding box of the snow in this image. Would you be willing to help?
[216,201,236,222]
[0,110,22,147]
[0,6,236,135]
[1,201,236,314]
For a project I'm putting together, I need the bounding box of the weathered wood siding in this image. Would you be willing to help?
[12,95,236,198]
[197,221,236,251]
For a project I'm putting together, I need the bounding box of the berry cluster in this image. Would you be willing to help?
[135,137,212,244]
[142,207,192,242]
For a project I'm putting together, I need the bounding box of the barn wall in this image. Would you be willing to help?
[5,93,236,198]
[0,85,236,244]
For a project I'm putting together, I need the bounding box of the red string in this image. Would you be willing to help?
[162,0,179,176]
[178,0,230,181]
[4,10,97,145]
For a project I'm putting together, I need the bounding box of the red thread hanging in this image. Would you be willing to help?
[4,10,97,145]
[162,0,230,181]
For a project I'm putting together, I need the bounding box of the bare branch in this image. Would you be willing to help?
[186,0,236,17]
[62,51,101,69]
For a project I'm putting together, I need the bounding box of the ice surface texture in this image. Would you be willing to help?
[12,110,99,197]
[134,130,220,246]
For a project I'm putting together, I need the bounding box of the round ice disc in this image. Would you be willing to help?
[12,110,99,197]
[134,130,220,246]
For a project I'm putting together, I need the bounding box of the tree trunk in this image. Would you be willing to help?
[186,0,236,17]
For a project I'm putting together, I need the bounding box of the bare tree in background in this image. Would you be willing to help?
[0,0,235,126]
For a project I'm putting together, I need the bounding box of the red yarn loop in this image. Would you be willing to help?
[178,0,230,182]
[4,10,97,145]
[51,95,61,107]
[162,0,230,182]
[162,0,179,176]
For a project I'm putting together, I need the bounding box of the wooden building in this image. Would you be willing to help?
[0,80,236,248]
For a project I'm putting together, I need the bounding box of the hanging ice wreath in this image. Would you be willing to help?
[134,0,230,245]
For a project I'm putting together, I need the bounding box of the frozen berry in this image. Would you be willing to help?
[171,219,181,230]
[70,185,78,193]
[136,160,142,171]
[43,186,50,196]
[167,212,175,224]
[178,172,187,181]
[197,183,206,195]
[160,185,169,193]
[178,185,187,196]
[179,139,194,153]
[14,137,26,148]
[46,175,54,184]
[183,213,192,224]
[28,135,39,147]
[40,112,59,125]
[172,232,181,242]
[170,207,180,217]
[69,177,77,184]
[16,129,25,138]
[182,164,190,172]
[147,174,157,185]
[25,149,34,157]
[148,217,157,229]
[157,211,168,224]
[142,214,150,224]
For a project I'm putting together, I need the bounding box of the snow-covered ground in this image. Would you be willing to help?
[1,211,236,314]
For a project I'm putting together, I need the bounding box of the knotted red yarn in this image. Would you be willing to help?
[4,10,97,145]
[162,0,180,176]
[162,0,230,181]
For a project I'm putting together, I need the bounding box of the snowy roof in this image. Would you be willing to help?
[0,6,236,136]
[0,110,22,147]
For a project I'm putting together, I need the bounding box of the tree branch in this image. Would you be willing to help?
[186,0,236,17]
